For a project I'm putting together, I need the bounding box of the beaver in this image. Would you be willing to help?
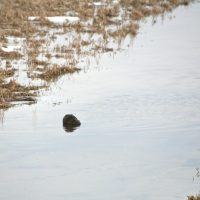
[63,114,81,132]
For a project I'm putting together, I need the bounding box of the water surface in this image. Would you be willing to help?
[0,3,200,200]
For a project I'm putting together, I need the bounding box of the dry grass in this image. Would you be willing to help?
[38,65,80,81]
[0,49,22,60]
[131,9,144,20]
[0,68,15,78]
[0,80,43,109]
[0,35,8,45]
[0,0,193,109]
[32,59,48,66]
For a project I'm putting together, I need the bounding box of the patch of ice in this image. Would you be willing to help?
[28,16,39,21]
[93,0,118,6]
[93,2,107,6]
[93,2,102,6]
[50,57,67,65]
[113,0,119,4]
[29,16,79,24]
[2,37,25,54]
[47,16,79,24]
[37,54,48,62]
[6,36,25,42]
[2,46,16,52]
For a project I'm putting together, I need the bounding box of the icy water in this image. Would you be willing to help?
[1,3,200,200]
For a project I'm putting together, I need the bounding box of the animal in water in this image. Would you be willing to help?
[63,114,81,132]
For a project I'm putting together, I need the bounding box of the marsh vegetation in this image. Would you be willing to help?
[0,0,192,108]
[188,194,200,200]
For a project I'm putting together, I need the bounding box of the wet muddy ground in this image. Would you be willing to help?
[0,1,200,200]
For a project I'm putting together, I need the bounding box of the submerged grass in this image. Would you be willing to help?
[0,80,43,109]
[38,65,80,81]
[188,194,200,200]
[0,68,15,78]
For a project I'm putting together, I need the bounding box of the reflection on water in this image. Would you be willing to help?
[0,109,4,125]
[0,2,200,200]
[193,168,200,181]
[63,125,81,133]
